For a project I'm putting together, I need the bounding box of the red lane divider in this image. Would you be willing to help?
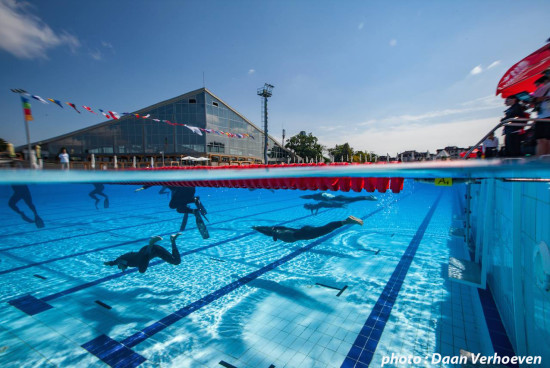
[118,163,404,193]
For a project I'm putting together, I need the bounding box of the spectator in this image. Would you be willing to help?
[482,132,499,158]
[59,148,70,170]
[501,95,527,157]
[532,76,550,155]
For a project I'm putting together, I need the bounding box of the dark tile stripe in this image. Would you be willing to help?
[0,201,304,276]
[11,204,334,311]
[341,193,442,368]
[477,286,517,367]
[8,295,53,315]
[81,197,403,368]
[81,334,145,368]
[0,196,286,253]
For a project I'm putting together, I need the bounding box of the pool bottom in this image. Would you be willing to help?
[0,184,499,367]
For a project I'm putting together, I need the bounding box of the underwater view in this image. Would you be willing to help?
[0,164,527,368]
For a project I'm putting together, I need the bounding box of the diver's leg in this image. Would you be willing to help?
[151,243,181,266]
[89,190,100,208]
[180,212,189,230]
[8,194,22,215]
[293,221,345,240]
[138,259,151,273]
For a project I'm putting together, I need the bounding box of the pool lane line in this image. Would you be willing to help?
[80,198,404,368]
[10,204,338,310]
[0,200,313,276]
[0,193,290,247]
[5,199,346,308]
[340,192,443,368]
[0,195,297,253]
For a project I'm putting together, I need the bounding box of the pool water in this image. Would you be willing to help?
[0,180,499,367]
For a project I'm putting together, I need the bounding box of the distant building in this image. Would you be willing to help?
[20,88,292,165]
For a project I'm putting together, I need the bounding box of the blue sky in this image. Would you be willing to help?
[1,0,549,155]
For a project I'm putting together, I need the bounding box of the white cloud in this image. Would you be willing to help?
[90,49,102,60]
[488,60,501,69]
[358,22,364,30]
[470,65,483,75]
[248,69,255,75]
[319,116,500,154]
[389,39,397,47]
[318,95,505,154]
[0,0,80,59]
[101,41,113,49]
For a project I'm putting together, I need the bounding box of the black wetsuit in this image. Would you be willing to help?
[89,184,109,208]
[300,193,376,203]
[106,243,181,273]
[169,187,196,213]
[256,221,345,243]
[304,202,345,215]
[9,185,43,227]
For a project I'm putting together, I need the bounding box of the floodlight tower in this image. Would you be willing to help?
[257,83,274,164]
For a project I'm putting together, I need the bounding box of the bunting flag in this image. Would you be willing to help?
[185,125,203,135]
[83,106,96,114]
[31,95,49,104]
[48,98,64,108]
[21,96,33,121]
[66,102,80,113]
[98,109,110,118]
[12,88,256,140]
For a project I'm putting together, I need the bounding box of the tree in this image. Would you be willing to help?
[285,132,324,161]
[0,138,7,152]
[328,143,354,162]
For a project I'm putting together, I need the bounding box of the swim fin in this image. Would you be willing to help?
[195,212,210,239]
[34,215,44,228]
[194,197,207,216]
[20,213,34,223]
[104,197,109,209]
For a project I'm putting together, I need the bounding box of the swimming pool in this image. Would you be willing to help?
[0,161,548,367]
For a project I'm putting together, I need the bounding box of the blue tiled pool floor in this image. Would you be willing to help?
[0,184,501,367]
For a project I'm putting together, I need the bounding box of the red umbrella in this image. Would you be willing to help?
[459,148,479,158]
[496,43,550,98]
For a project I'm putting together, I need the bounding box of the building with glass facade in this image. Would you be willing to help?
[26,88,291,165]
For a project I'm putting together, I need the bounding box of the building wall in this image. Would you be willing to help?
[469,179,550,364]
[40,91,207,159]
[34,89,287,162]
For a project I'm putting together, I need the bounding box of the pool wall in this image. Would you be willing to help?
[469,179,550,365]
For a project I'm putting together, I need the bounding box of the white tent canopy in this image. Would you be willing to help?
[181,156,210,161]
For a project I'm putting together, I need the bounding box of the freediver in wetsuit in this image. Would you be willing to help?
[136,185,209,239]
[303,201,346,215]
[8,185,44,228]
[252,215,363,243]
[89,184,109,209]
[104,233,182,273]
[300,193,377,203]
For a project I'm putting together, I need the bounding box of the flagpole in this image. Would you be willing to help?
[24,118,32,167]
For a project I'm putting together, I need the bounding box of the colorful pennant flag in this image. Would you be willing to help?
[31,95,48,104]
[83,106,96,114]
[21,96,33,121]
[98,109,110,119]
[14,88,256,140]
[66,102,80,113]
[48,98,64,108]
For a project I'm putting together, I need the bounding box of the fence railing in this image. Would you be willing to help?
[463,117,550,159]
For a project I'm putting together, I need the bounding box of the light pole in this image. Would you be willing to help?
[257,83,274,164]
